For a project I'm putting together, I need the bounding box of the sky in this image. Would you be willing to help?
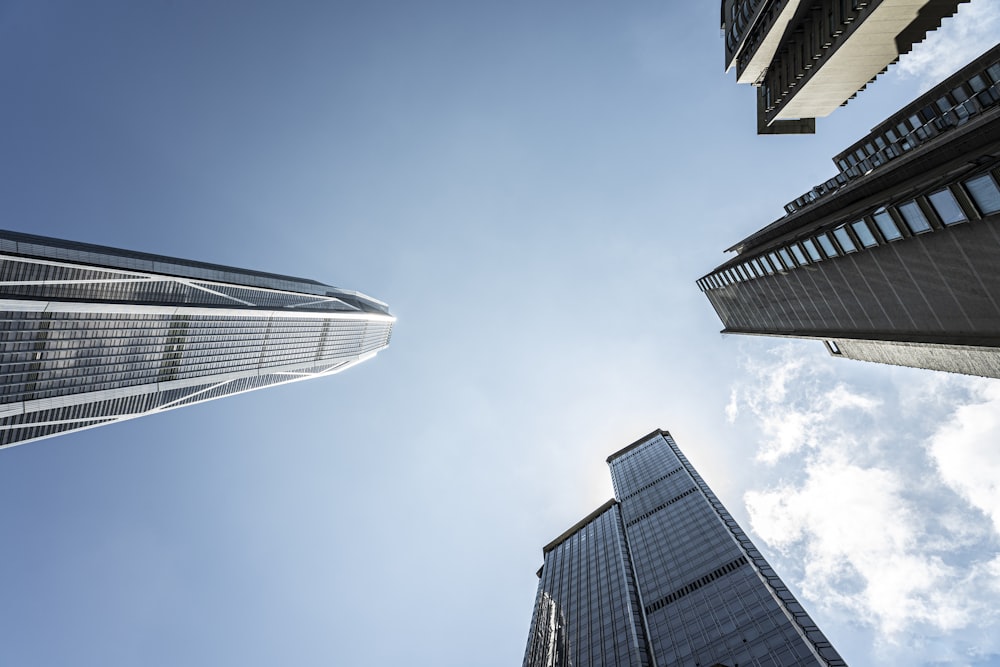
[0,1,999,665]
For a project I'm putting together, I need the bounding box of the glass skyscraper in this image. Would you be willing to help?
[0,229,394,449]
[523,430,845,667]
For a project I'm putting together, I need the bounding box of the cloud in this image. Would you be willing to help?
[726,345,881,464]
[894,0,1000,91]
[927,379,1000,535]
[729,343,1000,664]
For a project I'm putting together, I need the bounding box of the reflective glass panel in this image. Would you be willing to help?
[898,200,932,233]
[928,188,967,225]
[872,209,902,240]
[815,233,838,258]
[832,226,857,252]
[802,238,822,261]
[768,252,785,270]
[964,174,1000,214]
[850,220,878,247]
[790,244,808,265]
[759,256,775,275]
[778,248,795,268]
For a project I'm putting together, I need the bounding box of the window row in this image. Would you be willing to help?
[699,170,1000,292]
[784,56,1000,215]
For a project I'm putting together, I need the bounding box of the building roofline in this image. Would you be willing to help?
[605,429,670,463]
[0,229,328,288]
[716,109,1000,257]
[542,498,617,554]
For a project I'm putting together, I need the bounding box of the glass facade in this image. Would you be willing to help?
[0,230,394,448]
[523,431,845,667]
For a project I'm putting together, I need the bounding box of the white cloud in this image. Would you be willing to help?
[726,345,881,464]
[894,0,1000,91]
[928,379,1000,535]
[729,343,1000,664]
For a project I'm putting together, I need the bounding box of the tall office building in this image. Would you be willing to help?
[700,45,1000,377]
[523,430,845,667]
[0,230,394,449]
[722,0,968,133]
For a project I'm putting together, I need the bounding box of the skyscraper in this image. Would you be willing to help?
[523,430,845,667]
[722,0,967,133]
[700,45,1000,378]
[0,229,394,449]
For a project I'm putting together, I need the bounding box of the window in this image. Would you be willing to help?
[825,340,842,355]
[778,247,796,268]
[850,220,878,247]
[928,188,967,225]
[758,256,775,275]
[832,225,857,252]
[988,63,1000,84]
[802,238,822,261]
[872,209,902,240]
[898,200,931,233]
[768,252,786,271]
[815,233,838,258]
[790,244,808,265]
[963,174,1000,214]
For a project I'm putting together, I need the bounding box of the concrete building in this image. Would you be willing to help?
[700,45,1000,377]
[522,430,845,667]
[0,230,394,448]
[722,0,968,133]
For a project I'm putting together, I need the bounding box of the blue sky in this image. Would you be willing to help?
[1,1,999,665]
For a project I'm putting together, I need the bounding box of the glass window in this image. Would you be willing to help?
[790,244,808,265]
[969,75,987,92]
[802,238,822,261]
[778,247,795,268]
[832,225,857,252]
[850,220,878,247]
[815,233,838,258]
[751,258,765,276]
[988,63,1000,84]
[928,188,967,225]
[872,209,902,240]
[898,200,931,233]
[963,174,1000,214]
[759,256,775,275]
[952,86,969,103]
[768,252,785,270]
